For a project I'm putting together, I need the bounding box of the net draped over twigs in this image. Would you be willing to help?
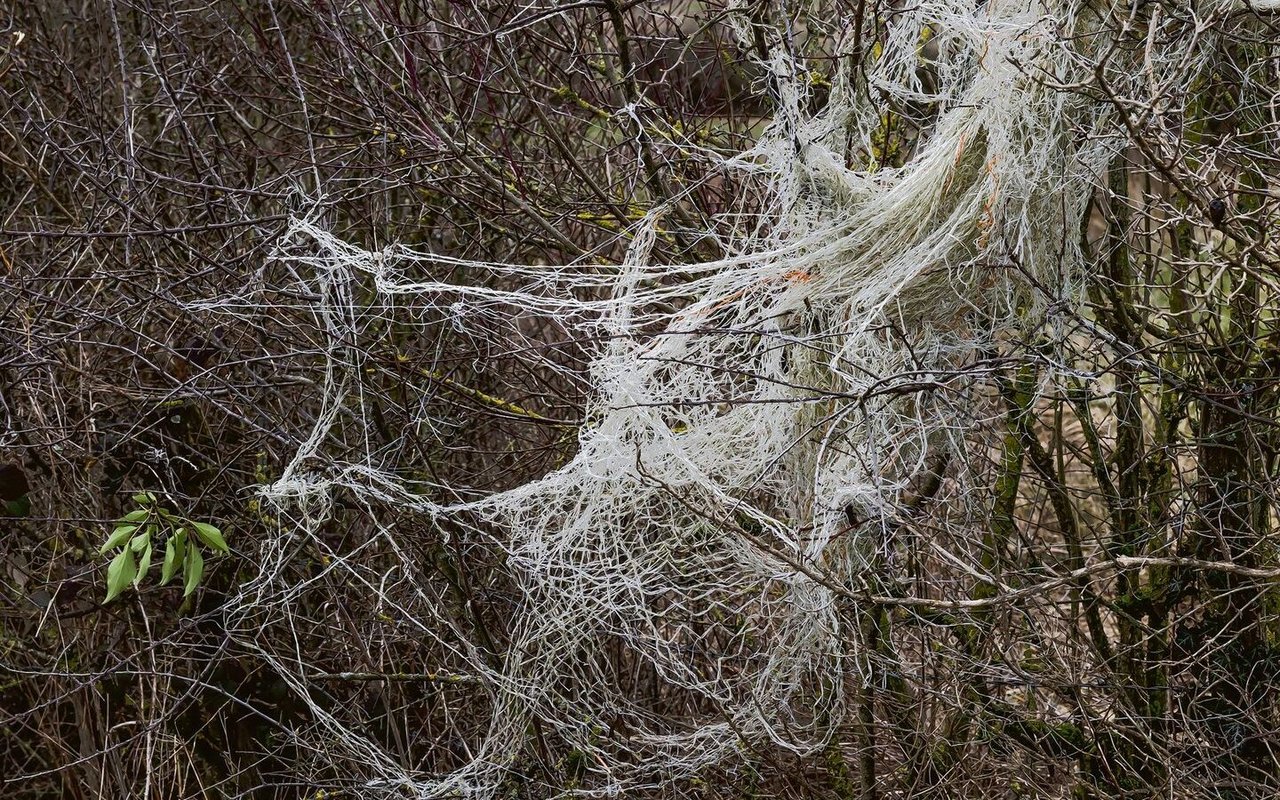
[213,0,1252,794]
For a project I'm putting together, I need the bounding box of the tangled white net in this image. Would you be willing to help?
[205,0,1256,795]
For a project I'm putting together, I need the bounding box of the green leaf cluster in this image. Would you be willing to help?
[100,492,230,603]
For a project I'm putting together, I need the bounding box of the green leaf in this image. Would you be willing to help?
[135,544,153,587]
[105,548,136,603]
[121,508,150,523]
[190,521,229,554]
[3,496,30,517]
[160,536,179,585]
[100,524,137,554]
[183,546,204,597]
[132,491,156,505]
[130,532,150,553]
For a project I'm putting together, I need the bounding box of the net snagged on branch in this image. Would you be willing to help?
[212,0,1251,795]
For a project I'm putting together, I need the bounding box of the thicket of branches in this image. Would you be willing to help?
[3,1,1280,798]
